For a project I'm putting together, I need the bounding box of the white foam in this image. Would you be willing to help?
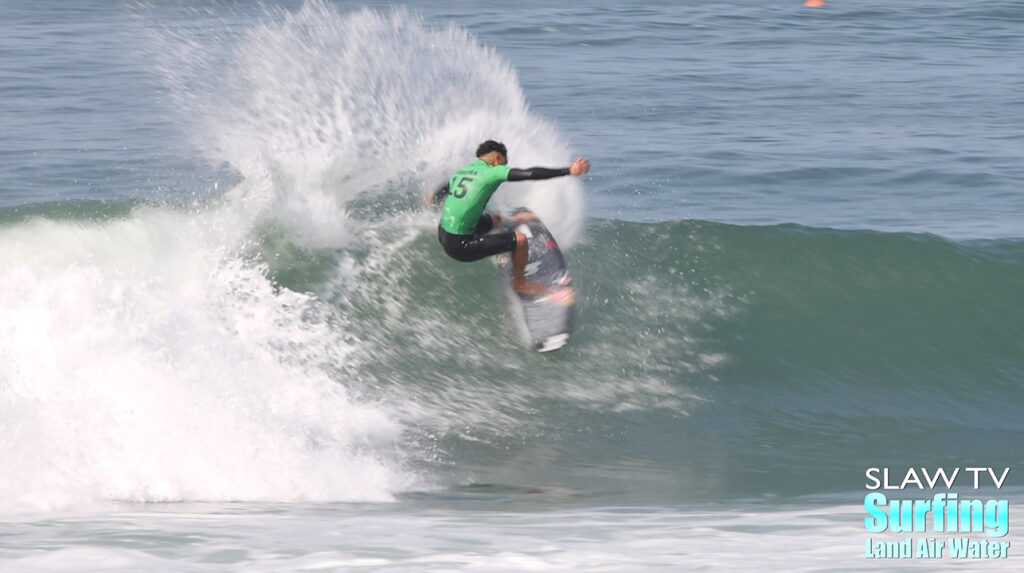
[10,499,1022,572]
[0,205,410,513]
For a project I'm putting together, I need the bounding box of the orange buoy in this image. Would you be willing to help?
[805,0,825,6]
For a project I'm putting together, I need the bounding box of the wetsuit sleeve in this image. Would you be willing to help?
[507,167,571,181]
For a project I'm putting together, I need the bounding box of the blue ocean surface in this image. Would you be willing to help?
[1,1,1022,571]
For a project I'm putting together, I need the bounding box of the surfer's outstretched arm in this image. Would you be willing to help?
[507,158,590,181]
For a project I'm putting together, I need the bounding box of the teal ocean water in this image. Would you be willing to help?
[1,1,1022,570]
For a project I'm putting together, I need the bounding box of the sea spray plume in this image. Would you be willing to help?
[128,1,616,489]
[144,1,585,247]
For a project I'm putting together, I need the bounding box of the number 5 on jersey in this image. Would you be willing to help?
[452,176,474,198]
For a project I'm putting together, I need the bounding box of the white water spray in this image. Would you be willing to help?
[152,1,586,246]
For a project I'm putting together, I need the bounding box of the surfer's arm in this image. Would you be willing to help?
[507,158,590,181]
[507,167,570,181]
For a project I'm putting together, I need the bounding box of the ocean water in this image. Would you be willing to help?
[1,0,1022,571]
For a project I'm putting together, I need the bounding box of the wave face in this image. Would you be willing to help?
[567,220,1024,499]
[313,217,1023,500]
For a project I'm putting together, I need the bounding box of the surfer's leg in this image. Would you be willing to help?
[439,225,516,263]
[488,210,534,232]
[438,225,547,295]
[484,212,504,232]
[512,232,548,296]
[474,213,496,234]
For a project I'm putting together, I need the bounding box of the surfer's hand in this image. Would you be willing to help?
[421,183,450,207]
[420,191,439,207]
[569,157,590,176]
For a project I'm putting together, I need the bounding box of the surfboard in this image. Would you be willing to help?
[495,209,575,352]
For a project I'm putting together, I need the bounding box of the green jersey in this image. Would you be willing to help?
[440,160,511,235]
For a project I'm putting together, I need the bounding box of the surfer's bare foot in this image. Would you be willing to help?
[513,278,549,296]
[513,211,539,224]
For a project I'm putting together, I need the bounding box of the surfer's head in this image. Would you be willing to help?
[476,140,508,165]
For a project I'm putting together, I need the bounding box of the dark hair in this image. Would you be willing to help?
[476,140,507,158]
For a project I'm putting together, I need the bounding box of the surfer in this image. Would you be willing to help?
[434,140,590,295]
